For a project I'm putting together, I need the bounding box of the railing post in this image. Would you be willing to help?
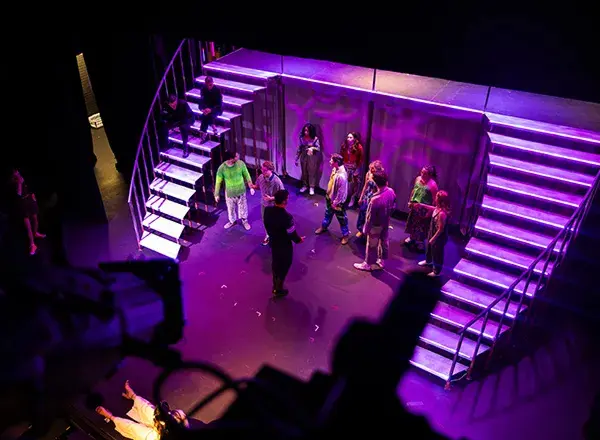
[179,50,187,91]
[188,39,195,87]
[446,331,467,390]
[472,312,491,378]
[171,66,179,97]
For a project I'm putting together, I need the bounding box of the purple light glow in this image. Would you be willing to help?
[465,246,550,276]
[474,225,559,251]
[481,203,566,229]
[491,139,600,166]
[486,181,580,207]
[453,268,534,298]
[431,312,497,339]
[489,159,591,187]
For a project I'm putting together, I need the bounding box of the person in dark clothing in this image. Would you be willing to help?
[264,189,305,297]
[161,94,195,157]
[198,76,223,141]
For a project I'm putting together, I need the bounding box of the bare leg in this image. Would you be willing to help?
[122,380,136,400]
[31,214,46,238]
[96,406,114,420]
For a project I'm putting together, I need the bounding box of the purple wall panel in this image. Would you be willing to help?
[284,83,371,190]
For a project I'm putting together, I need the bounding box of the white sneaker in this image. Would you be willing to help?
[418,260,432,267]
[375,259,384,269]
[300,186,308,193]
[224,221,235,229]
[242,221,251,231]
[309,187,315,196]
[353,262,371,271]
[427,271,440,277]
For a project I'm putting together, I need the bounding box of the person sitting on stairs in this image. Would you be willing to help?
[198,76,223,142]
[95,380,189,440]
[161,94,194,158]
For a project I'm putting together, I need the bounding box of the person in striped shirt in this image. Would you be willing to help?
[252,161,285,245]
[215,151,255,230]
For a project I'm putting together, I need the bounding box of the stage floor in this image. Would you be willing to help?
[57,172,599,440]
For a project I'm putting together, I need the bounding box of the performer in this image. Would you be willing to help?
[315,154,350,245]
[340,132,364,208]
[95,380,189,440]
[295,123,321,195]
[416,190,450,277]
[354,170,396,271]
[6,168,46,256]
[198,76,223,141]
[162,94,195,158]
[264,189,305,297]
[404,165,438,250]
[215,151,255,230]
[356,160,384,238]
[252,161,285,245]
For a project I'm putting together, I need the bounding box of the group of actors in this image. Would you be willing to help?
[213,123,451,297]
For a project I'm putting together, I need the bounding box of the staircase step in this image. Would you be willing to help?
[432,302,509,340]
[487,174,582,208]
[465,237,554,275]
[186,89,253,107]
[203,62,278,80]
[420,324,490,360]
[481,195,570,229]
[442,279,526,319]
[146,195,190,220]
[486,112,600,145]
[189,103,241,123]
[150,178,196,203]
[189,121,230,137]
[489,153,594,187]
[155,162,203,185]
[454,259,539,298]
[142,213,185,239]
[410,346,468,381]
[160,148,211,171]
[475,217,562,252]
[168,132,221,154]
[140,231,181,260]
[489,132,600,166]
[196,75,266,93]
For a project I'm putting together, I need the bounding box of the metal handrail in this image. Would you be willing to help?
[127,39,187,205]
[445,167,600,387]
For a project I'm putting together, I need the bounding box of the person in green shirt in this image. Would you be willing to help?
[215,151,255,230]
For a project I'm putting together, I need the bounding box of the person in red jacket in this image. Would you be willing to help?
[340,131,364,208]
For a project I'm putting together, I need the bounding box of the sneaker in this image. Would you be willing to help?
[418,260,432,267]
[375,259,384,269]
[224,221,235,229]
[404,237,413,245]
[262,236,270,246]
[427,271,440,277]
[29,244,37,256]
[348,198,355,208]
[341,235,350,245]
[242,221,251,231]
[300,186,308,193]
[353,262,371,271]
[309,187,315,196]
[183,150,190,158]
[355,231,363,238]
[315,227,327,235]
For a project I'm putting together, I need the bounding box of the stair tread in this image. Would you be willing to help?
[189,102,241,121]
[168,132,221,153]
[442,279,526,319]
[475,216,562,251]
[140,231,181,260]
[486,112,600,145]
[146,195,190,220]
[196,75,266,93]
[489,153,594,187]
[186,89,253,107]
[432,301,509,340]
[188,121,230,137]
[410,346,468,381]
[487,174,582,208]
[454,259,539,297]
[465,237,554,275]
[421,324,490,360]
[489,132,600,166]
[155,162,203,185]
[203,61,279,79]
[143,213,185,239]
[161,148,211,170]
[150,178,196,202]
[481,194,570,229]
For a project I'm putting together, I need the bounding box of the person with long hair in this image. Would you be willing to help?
[340,132,364,208]
[355,160,384,238]
[415,190,451,277]
[404,165,438,250]
[295,123,321,195]
[95,380,189,440]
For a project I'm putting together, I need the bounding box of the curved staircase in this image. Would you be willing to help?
[409,113,600,385]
